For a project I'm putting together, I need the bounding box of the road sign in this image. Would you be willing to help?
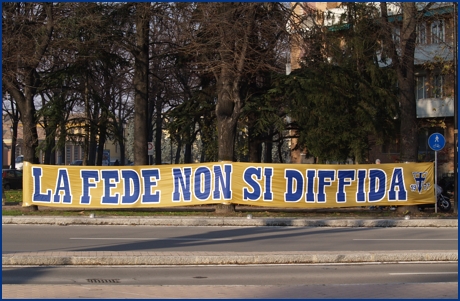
[148,142,154,155]
[428,133,446,151]
[428,133,445,213]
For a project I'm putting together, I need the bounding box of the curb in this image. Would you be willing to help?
[3,251,457,266]
[2,216,458,227]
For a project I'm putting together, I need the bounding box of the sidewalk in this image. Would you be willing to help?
[3,282,458,299]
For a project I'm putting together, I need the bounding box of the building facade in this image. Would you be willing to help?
[289,2,456,179]
[2,115,123,167]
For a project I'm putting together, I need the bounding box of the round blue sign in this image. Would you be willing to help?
[428,133,445,151]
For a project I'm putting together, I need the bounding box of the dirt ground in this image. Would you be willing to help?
[2,203,458,219]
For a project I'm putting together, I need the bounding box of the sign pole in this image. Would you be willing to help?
[435,151,438,213]
[428,133,446,214]
[147,142,154,165]
[453,2,458,214]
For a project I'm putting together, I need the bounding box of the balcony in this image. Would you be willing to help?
[416,97,454,118]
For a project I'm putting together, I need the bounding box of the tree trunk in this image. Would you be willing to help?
[10,119,18,169]
[154,95,163,165]
[215,203,236,214]
[83,75,90,166]
[44,129,56,165]
[395,205,420,214]
[21,82,39,211]
[174,138,182,164]
[248,112,262,163]
[216,73,241,162]
[264,139,273,163]
[398,72,418,162]
[215,70,242,212]
[380,2,419,163]
[88,134,98,166]
[133,3,150,165]
[216,114,238,162]
[398,2,418,163]
[21,85,40,165]
[385,4,420,210]
[184,142,193,164]
[248,139,262,163]
[97,122,108,166]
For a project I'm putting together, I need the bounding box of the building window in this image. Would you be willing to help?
[416,22,426,44]
[65,145,71,165]
[73,145,80,160]
[431,20,444,43]
[416,76,427,100]
[433,74,444,98]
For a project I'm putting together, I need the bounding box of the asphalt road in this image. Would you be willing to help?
[2,225,458,253]
[2,263,458,285]
[2,263,457,299]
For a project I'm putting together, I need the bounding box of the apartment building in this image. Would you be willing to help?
[2,115,123,167]
[289,2,456,178]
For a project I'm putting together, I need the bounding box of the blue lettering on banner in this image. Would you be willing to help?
[81,170,99,204]
[101,170,120,205]
[32,167,52,203]
[336,170,355,203]
[356,170,367,203]
[369,169,386,202]
[243,167,262,201]
[282,167,406,204]
[213,164,232,200]
[388,168,407,201]
[263,168,274,201]
[284,169,304,202]
[53,169,72,203]
[242,167,274,201]
[141,169,161,203]
[194,167,212,200]
[317,170,335,203]
[171,166,234,202]
[305,170,316,202]
[28,163,418,207]
[172,167,192,202]
[121,170,140,204]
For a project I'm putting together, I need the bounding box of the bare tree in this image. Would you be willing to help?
[184,3,290,162]
[2,92,20,168]
[379,2,438,163]
[176,3,290,211]
[130,3,150,165]
[2,3,54,166]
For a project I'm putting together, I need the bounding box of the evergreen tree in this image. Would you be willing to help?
[271,3,398,163]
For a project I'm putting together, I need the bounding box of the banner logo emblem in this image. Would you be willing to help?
[410,172,430,193]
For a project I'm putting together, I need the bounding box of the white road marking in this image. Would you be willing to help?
[389,272,458,275]
[353,239,457,241]
[70,237,233,241]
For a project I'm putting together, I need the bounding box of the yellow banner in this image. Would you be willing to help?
[22,161,435,208]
